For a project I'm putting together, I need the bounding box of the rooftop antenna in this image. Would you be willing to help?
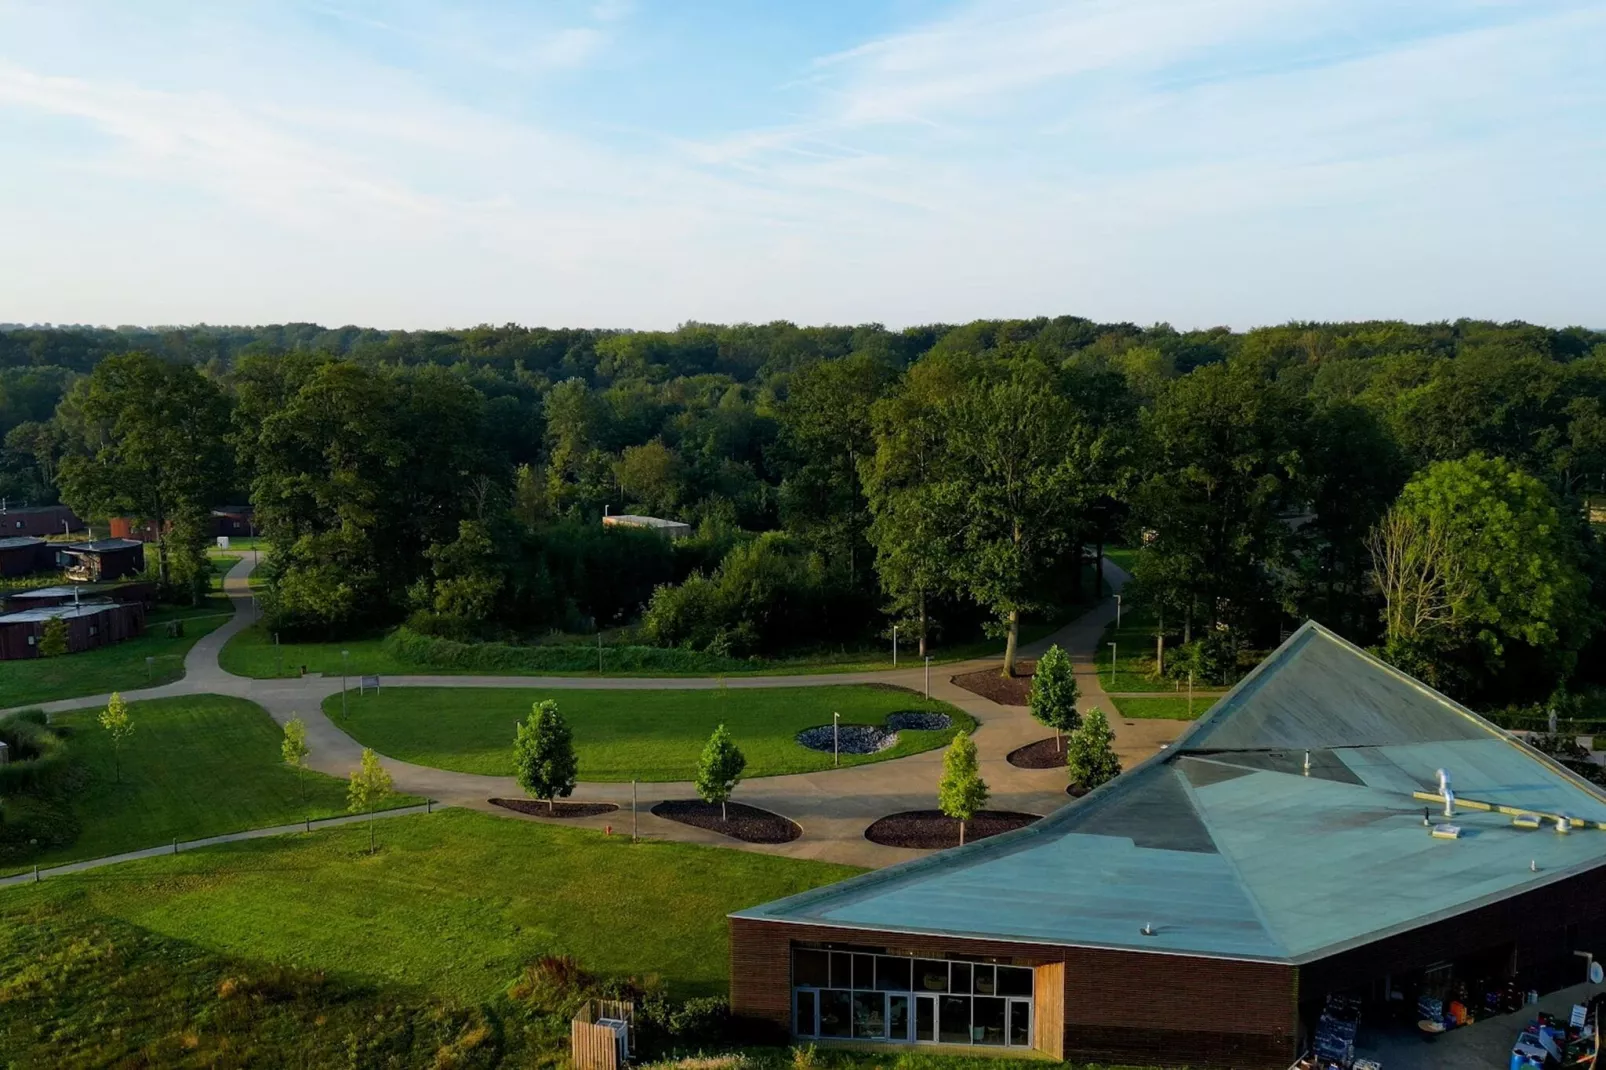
[1437,768,1455,818]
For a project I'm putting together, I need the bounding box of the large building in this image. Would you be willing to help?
[730,622,1606,1068]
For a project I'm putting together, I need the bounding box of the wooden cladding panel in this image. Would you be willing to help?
[1033,961,1065,1059]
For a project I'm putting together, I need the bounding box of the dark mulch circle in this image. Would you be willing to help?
[489,798,620,819]
[1066,784,1093,798]
[951,662,1036,706]
[1007,736,1070,769]
[864,809,1041,850]
[651,800,802,844]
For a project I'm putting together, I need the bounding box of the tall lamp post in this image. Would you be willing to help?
[924,656,931,701]
[341,649,350,717]
[892,625,898,668]
[1115,594,1122,629]
[833,712,840,768]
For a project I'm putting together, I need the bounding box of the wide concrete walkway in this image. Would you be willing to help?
[9,554,1188,868]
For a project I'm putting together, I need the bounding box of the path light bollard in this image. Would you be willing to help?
[173,837,178,855]
[1109,642,1117,687]
[1116,594,1122,629]
[892,625,898,668]
[632,780,638,843]
[833,712,840,768]
[427,798,432,814]
[146,655,154,683]
[34,865,39,884]
[925,656,931,701]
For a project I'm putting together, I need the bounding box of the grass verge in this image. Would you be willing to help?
[326,685,972,781]
[1107,695,1217,721]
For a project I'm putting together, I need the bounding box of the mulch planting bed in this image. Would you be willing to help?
[951,661,1035,706]
[1007,736,1070,769]
[651,800,802,844]
[489,798,620,819]
[864,809,1041,850]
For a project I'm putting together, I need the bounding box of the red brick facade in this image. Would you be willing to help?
[729,918,1299,1069]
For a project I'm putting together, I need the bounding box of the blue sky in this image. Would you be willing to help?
[0,0,1602,330]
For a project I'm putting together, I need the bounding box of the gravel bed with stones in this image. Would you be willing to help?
[489,798,620,819]
[796,712,954,754]
[650,800,802,844]
[1007,736,1071,769]
[864,809,1042,850]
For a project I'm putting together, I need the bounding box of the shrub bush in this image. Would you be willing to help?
[383,627,759,675]
[0,715,75,795]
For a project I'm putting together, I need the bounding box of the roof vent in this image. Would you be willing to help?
[1556,815,1571,834]
[1140,923,1155,936]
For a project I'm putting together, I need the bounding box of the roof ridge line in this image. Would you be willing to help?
[1171,766,1292,960]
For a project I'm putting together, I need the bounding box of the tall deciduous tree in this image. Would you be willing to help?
[514,700,578,813]
[934,361,1112,675]
[937,731,989,846]
[57,353,232,599]
[1371,454,1597,701]
[37,614,68,657]
[1028,644,1080,751]
[695,723,747,822]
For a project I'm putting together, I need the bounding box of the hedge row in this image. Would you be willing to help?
[382,627,762,675]
[0,711,75,795]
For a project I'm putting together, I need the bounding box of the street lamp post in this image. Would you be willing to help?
[1115,594,1122,629]
[1109,642,1117,687]
[833,712,840,768]
[892,625,898,668]
[341,650,350,718]
[924,656,931,701]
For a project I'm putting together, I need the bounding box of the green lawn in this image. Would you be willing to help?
[327,685,972,781]
[0,810,861,1068]
[4,694,417,874]
[1108,695,1218,721]
[0,600,233,708]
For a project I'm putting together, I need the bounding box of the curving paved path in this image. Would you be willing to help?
[9,555,1188,868]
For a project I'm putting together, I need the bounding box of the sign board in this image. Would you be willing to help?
[1571,1003,1588,1028]
[216,536,230,550]
[359,675,380,695]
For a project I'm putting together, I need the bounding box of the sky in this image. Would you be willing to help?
[0,0,1602,331]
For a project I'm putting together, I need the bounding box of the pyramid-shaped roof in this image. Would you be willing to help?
[735,622,1606,964]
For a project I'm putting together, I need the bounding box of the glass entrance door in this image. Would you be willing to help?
[915,995,938,1042]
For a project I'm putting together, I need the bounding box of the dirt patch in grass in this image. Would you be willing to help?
[1007,736,1069,769]
[650,800,801,844]
[951,661,1035,706]
[489,798,620,819]
[863,809,1041,850]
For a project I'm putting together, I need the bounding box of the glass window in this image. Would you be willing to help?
[950,962,972,995]
[796,990,818,1037]
[793,950,829,988]
[972,964,996,995]
[830,952,852,989]
[1008,1001,1032,1047]
[939,995,971,1044]
[876,957,911,992]
[915,960,948,993]
[916,996,937,1042]
[853,954,876,991]
[852,992,886,1039]
[819,991,851,1038]
[889,995,910,1041]
[973,997,1006,1045]
[997,966,1033,997]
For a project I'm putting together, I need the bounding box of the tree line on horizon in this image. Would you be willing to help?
[2,315,1604,710]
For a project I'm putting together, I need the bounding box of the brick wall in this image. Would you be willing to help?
[729,917,1300,1069]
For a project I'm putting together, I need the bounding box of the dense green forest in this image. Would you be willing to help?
[4,317,1604,710]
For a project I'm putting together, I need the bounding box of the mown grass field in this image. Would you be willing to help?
[0,809,863,1068]
[1108,695,1217,721]
[0,599,232,708]
[327,685,972,781]
[3,695,416,875]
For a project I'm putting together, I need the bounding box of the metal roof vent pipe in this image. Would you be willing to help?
[1303,751,1311,776]
[1141,923,1155,937]
[1437,768,1455,817]
[1556,815,1571,834]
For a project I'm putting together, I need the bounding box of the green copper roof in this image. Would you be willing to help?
[734,622,1606,964]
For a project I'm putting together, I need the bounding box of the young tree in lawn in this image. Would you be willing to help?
[1028,644,1080,751]
[37,614,68,658]
[346,747,394,854]
[1066,709,1122,792]
[937,731,989,846]
[695,723,747,822]
[281,716,311,801]
[98,692,134,784]
[513,700,578,813]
